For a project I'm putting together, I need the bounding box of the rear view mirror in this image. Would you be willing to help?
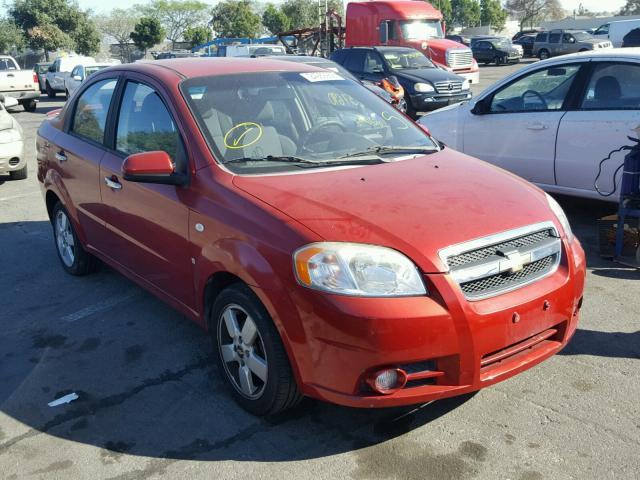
[548,68,567,76]
[379,22,389,44]
[122,151,186,185]
[73,75,82,81]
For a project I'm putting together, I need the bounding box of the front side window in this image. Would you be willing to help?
[562,33,575,43]
[116,82,185,170]
[400,20,443,40]
[381,49,434,69]
[363,52,384,74]
[71,78,117,144]
[490,65,581,113]
[181,71,438,174]
[582,63,640,110]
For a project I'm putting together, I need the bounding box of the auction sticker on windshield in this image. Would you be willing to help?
[224,122,263,150]
[300,72,345,82]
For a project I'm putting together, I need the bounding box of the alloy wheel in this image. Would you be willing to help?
[217,304,268,399]
[55,210,75,267]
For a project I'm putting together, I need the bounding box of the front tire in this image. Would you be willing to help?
[538,49,550,60]
[211,284,302,416]
[9,165,27,180]
[51,202,97,276]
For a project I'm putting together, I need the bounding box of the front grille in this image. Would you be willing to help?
[447,49,473,68]
[460,255,554,297]
[447,229,553,268]
[8,158,20,166]
[439,222,561,300]
[434,80,463,94]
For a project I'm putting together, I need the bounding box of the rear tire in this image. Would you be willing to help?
[9,165,27,180]
[51,202,98,276]
[538,49,550,60]
[22,99,36,112]
[46,82,56,98]
[210,283,302,416]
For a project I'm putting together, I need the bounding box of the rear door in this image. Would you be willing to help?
[555,60,640,199]
[463,63,585,186]
[51,77,119,250]
[99,75,194,308]
[360,51,386,83]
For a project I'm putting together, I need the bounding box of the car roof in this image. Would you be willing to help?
[112,57,329,80]
[271,55,333,63]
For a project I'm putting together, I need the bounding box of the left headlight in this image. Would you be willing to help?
[414,82,435,93]
[546,193,574,241]
[0,128,21,144]
[294,242,427,297]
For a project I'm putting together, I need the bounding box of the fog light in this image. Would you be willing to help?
[367,368,407,394]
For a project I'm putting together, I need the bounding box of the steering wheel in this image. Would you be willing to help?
[522,90,548,110]
[301,120,347,152]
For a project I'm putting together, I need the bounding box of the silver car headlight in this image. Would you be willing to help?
[546,193,573,241]
[0,128,21,144]
[294,242,427,297]
[414,82,435,93]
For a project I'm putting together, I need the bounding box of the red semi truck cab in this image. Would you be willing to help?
[345,0,480,84]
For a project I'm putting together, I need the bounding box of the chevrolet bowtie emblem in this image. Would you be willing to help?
[499,249,525,273]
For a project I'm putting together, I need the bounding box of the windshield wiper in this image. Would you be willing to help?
[222,155,388,168]
[340,145,438,159]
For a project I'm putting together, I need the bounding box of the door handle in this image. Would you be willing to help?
[104,176,122,190]
[526,123,548,131]
[7,73,14,78]
[55,151,67,162]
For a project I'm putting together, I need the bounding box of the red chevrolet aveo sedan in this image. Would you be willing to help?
[37,58,586,416]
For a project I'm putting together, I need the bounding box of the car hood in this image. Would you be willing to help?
[232,149,555,273]
[393,68,463,85]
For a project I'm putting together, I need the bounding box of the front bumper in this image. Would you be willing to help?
[0,140,26,174]
[286,238,586,408]
[411,91,473,112]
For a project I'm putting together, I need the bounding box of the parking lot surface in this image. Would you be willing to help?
[1,61,639,480]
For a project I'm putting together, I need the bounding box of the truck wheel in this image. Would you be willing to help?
[46,82,56,98]
[51,202,98,276]
[210,283,302,416]
[538,49,550,60]
[495,56,503,66]
[9,165,27,180]
[22,100,36,112]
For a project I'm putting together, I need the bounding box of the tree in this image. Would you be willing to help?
[480,0,508,30]
[451,0,481,28]
[130,17,164,57]
[432,0,453,26]
[620,0,640,15]
[73,15,100,56]
[96,8,140,62]
[183,25,212,47]
[138,0,209,48]
[9,0,98,58]
[281,0,344,30]
[262,3,291,34]
[505,0,565,30]
[210,0,262,38]
[0,19,24,54]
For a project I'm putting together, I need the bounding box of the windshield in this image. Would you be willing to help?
[249,45,285,56]
[572,32,592,41]
[382,50,435,69]
[401,19,443,40]
[181,71,437,174]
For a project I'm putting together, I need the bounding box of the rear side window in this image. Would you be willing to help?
[582,63,640,110]
[0,58,17,70]
[343,50,367,73]
[535,33,547,42]
[71,78,117,144]
[116,82,185,171]
[549,33,561,43]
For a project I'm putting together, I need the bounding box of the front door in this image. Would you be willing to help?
[99,79,194,309]
[464,63,584,186]
[555,61,640,198]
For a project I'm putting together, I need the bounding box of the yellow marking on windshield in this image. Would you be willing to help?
[381,111,409,129]
[224,122,263,150]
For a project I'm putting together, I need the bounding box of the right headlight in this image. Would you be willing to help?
[546,193,574,241]
[294,242,427,297]
[0,128,21,144]
[414,82,435,93]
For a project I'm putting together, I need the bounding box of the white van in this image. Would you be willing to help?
[45,56,96,97]
[593,19,640,47]
[218,44,287,57]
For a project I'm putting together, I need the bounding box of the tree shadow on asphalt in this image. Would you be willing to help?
[559,329,640,360]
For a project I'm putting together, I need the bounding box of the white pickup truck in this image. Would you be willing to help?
[44,56,95,98]
[0,55,40,112]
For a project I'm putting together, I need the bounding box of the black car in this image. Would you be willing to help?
[330,46,472,118]
[513,34,536,57]
[623,28,640,47]
[446,34,471,46]
[471,38,522,65]
[512,29,542,41]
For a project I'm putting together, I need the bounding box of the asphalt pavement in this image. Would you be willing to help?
[1,65,639,480]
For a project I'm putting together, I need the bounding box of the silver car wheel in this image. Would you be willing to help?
[218,304,268,399]
[55,210,75,267]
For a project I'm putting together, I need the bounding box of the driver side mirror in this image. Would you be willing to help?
[471,98,490,115]
[122,151,186,186]
[73,75,83,81]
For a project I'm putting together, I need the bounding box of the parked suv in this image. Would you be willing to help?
[331,46,472,118]
[533,30,612,60]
